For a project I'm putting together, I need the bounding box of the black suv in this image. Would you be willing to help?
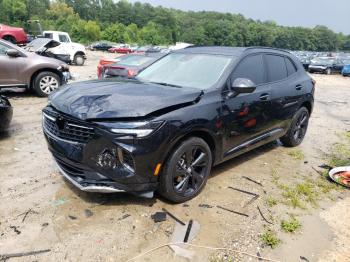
[43,47,314,203]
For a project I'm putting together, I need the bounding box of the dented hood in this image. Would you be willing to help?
[49,80,202,120]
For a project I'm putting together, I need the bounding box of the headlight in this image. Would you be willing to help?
[98,121,165,138]
[57,64,70,71]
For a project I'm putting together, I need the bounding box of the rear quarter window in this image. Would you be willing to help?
[265,54,288,82]
[285,57,297,76]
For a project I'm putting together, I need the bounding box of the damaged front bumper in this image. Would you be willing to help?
[42,107,167,196]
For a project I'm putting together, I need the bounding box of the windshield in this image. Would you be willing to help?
[136,53,233,89]
[312,57,334,65]
[118,55,156,67]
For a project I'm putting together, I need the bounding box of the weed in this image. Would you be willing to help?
[281,186,305,209]
[288,149,304,160]
[271,169,280,184]
[266,196,278,207]
[281,216,301,233]
[260,229,281,248]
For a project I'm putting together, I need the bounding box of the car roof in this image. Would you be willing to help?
[176,46,291,57]
[43,31,68,34]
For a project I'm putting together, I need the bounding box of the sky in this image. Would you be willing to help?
[128,0,350,35]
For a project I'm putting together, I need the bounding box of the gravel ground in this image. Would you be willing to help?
[0,51,350,261]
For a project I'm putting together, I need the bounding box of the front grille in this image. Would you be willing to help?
[43,110,95,143]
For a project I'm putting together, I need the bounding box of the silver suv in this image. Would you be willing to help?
[0,39,70,97]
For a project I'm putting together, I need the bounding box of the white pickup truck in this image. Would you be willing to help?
[43,31,86,66]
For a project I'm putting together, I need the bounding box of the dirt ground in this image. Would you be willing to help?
[1,51,350,262]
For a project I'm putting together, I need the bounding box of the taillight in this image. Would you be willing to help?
[127,69,137,77]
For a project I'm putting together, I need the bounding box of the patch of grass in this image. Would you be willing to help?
[281,181,318,208]
[282,186,305,209]
[260,229,281,248]
[266,196,278,207]
[288,149,304,160]
[271,169,280,184]
[281,216,301,233]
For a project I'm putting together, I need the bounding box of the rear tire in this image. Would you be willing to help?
[3,35,16,44]
[33,72,60,97]
[74,54,85,66]
[158,137,212,203]
[280,107,309,147]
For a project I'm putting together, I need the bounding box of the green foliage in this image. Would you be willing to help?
[260,229,281,248]
[0,0,349,49]
[266,196,278,207]
[288,149,304,160]
[281,216,301,233]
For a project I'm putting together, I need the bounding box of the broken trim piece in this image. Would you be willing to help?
[56,163,125,193]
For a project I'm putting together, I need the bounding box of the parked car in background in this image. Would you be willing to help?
[0,39,70,97]
[43,46,314,202]
[108,44,132,54]
[0,95,13,132]
[96,55,128,78]
[133,45,152,54]
[342,63,350,76]
[89,42,115,51]
[300,57,311,70]
[0,24,28,44]
[43,31,87,66]
[308,57,339,74]
[25,38,71,64]
[101,53,166,79]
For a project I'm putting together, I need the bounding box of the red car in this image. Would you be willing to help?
[108,46,133,54]
[0,24,27,44]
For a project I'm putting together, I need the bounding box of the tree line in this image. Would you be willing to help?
[1,0,349,51]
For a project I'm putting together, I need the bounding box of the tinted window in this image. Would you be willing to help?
[266,55,288,82]
[232,55,265,85]
[285,58,297,76]
[44,33,53,39]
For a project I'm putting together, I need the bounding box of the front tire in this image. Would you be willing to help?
[74,54,85,66]
[158,137,212,203]
[33,72,60,97]
[280,107,309,147]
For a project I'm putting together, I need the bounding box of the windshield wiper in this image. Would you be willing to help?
[149,81,183,88]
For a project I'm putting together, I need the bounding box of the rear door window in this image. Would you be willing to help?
[231,54,265,85]
[265,54,288,82]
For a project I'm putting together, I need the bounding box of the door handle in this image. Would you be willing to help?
[296,84,303,90]
[259,94,270,100]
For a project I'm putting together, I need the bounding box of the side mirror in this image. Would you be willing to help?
[232,78,256,94]
[6,49,20,57]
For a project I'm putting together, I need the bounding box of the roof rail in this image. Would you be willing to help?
[245,46,291,53]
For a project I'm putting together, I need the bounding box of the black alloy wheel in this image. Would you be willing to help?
[158,137,212,203]
[280,107,309,147]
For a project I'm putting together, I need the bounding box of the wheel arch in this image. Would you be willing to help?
[300,100,312,115]
[2,34,16,42]
[30,68,63,89]
[158,129,218,181]
[74,51,86,57]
